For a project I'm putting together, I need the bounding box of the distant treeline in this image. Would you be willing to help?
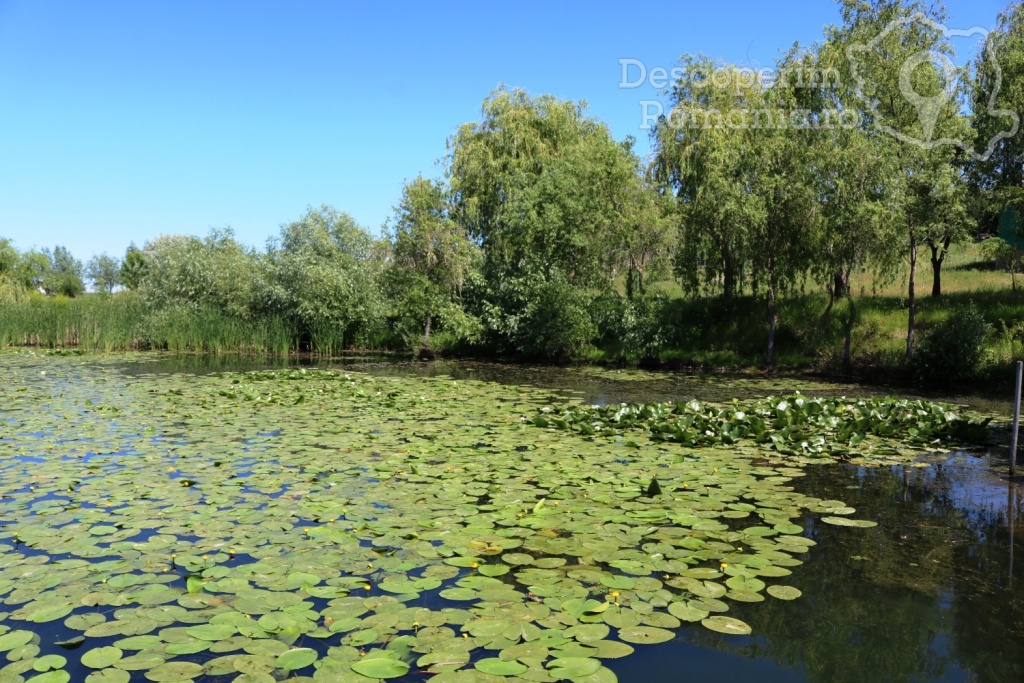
[2,0,1024,380]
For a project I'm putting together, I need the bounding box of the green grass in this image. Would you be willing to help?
[634,241,1024,384]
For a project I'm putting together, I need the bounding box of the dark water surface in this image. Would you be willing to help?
[118,354,1024,683]
[5,353,1021,683]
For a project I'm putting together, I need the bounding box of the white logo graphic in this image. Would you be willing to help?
[846,12,1019,160]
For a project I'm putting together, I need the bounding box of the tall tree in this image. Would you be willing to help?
[264,205,384,351]
[971,1,1024,195]
[387,176,477,348]
[833,0,969,360]
[42,245,84,297]
[87,253,122,294]
[609,180,675,300]
[652,56,758,300]
[120,244,149,291]
[654,57,819,369]
[447,87,643,357]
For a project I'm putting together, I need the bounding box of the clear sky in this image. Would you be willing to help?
[0,0,1010,262]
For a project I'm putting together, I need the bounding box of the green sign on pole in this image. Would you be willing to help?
[1000,206,1024,249]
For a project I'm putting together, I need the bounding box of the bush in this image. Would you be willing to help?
[913,304,992,386]
[590,292,668,362]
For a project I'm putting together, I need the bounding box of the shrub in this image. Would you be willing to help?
[913,303,992,385]
[590,292,668,362]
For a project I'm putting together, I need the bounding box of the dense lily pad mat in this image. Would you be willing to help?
[0,354,987,682]
[534,396,991,464]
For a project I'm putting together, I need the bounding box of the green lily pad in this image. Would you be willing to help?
[351,658,411,678]
[276,647,317,671]
[81,647,123,669]
[33,655,67,672]
[616,626,675,644]
[548,656,602,678]
[701,616,752,635]
[821,517,878,528]
[475,658,528,676]
[766,585,803,600]
[25,672,70,683]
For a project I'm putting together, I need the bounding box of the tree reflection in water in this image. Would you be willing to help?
[607,452,1024,683]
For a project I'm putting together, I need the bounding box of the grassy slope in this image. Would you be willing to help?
[636,240,1024,382]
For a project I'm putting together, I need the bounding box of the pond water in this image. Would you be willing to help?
[0,352,1021,683]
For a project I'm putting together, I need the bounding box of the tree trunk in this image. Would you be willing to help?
[723,249,736,300]
[842,266,856,375]
[765,272,778,373]
[929,235,950,298]
[833,270,847,300]
[424,309,432,348]
[906,234,917,362]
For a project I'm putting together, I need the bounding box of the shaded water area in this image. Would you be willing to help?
[612,452,1024,682]
[121,353,1013,415]
[1,351,1022,683]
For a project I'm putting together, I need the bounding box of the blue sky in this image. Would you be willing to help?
[0,0,1010,262]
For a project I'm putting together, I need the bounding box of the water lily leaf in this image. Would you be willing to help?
[25,671,70,683]
[350,658,410,679]
[142,661,205,681]
[185,624,236,641]
[84,669,130,683]
[700,616,752,635]
[821,517,877,528]
[0,631,34,652]
[667,602,708,622]
[548,656,602,678]
[81,647,123,669]
[275,647,317,671]
[766,585,803,600]
[590,640,635,659]
[474,658,528,676]
[725,576,765,593]
[599,575,636,590]
[616,626,675,644]
[33,655,67,672]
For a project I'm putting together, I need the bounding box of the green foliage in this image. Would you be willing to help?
[971,2,1024,191]
[385,176,478,348]
[42,245,85,297]
[86,253,121,294]
[263,205,385,352]
[142,229,260,319]
[448,87,651,358]
[590,292,668,362]
[479,277,596,359]
[537,394,991,459]
[0,292,146,351]
[120,244,149,291]
[913,304,993,385]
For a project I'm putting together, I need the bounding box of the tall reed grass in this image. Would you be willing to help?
[0,293,293,355]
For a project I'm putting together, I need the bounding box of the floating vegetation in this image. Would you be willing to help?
[0,355,996,682]
[534,395,993,464]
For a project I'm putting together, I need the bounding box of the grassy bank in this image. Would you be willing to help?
[615,240,1024,385]
[2,241,1021,389]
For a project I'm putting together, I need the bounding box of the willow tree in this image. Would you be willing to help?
[971,2,1024,194]
[833,0,971,358]
[652,55,759,300]
[264,206,384,352]
[447,87,645,357]
[386,176,477,348]
[653,57,818,369]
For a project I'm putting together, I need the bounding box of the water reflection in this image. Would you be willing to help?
[109,354,1023,682]
[116,354,1013,416]
[610,453,1023,683]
